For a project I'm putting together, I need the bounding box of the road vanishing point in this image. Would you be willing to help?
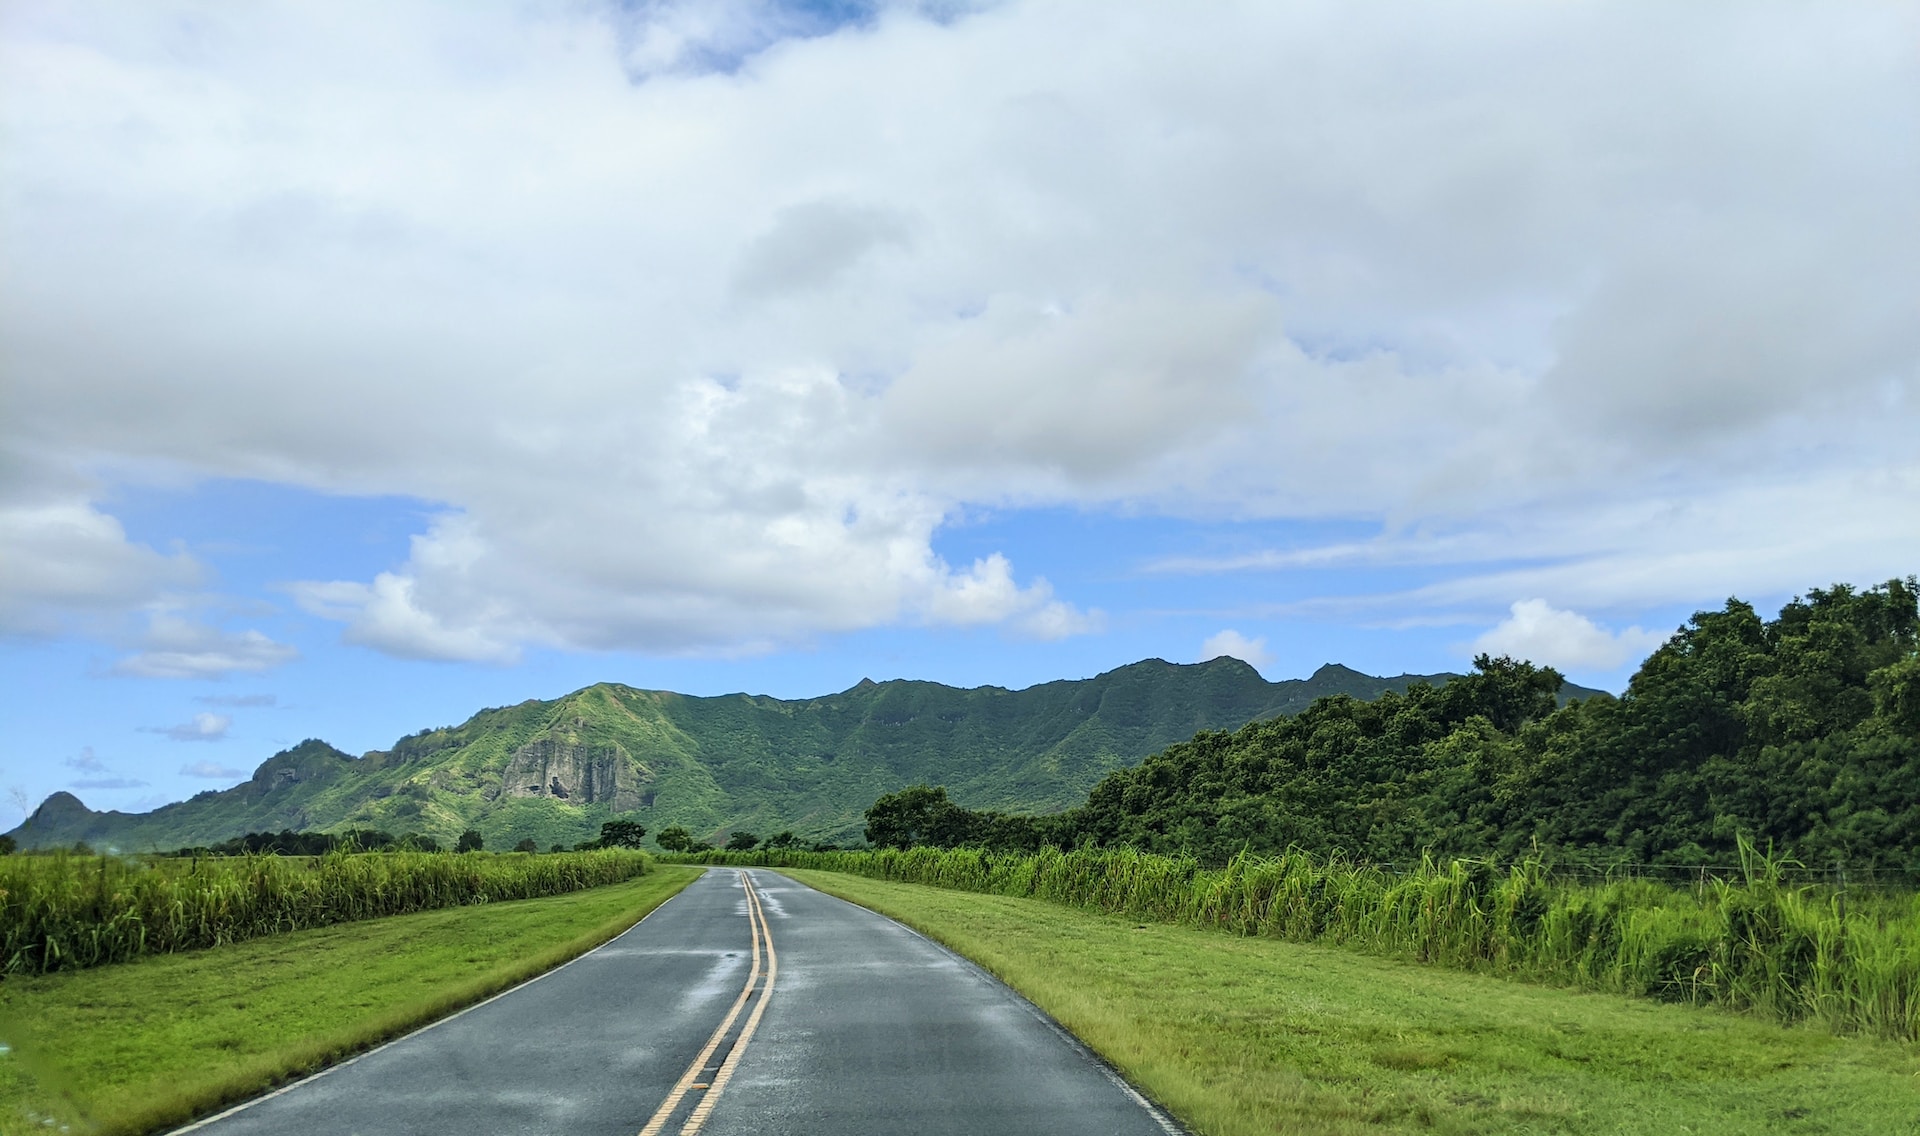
[173,868,1185,1136]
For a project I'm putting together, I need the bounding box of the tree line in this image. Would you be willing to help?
[865,579,1920,869]
[164,819,655,856]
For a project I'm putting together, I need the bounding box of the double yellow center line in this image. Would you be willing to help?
[638,871,778,1136]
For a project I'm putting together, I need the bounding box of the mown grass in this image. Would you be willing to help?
[790,870,1920,1136]
[1,848,656,976]
[689,844,1920,1041]
[0,865,700,1136]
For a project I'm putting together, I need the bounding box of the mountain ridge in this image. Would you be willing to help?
[9,658,1609,852]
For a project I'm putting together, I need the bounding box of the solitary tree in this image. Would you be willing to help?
[512,837,539,853]
[654,826,696,853]
[597,819,649,849]
[455,829,484,853]
[864,785,975,849]
[763,831,799,850]
[726,830,761,851]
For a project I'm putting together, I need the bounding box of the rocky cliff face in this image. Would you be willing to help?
[494,726,653,811]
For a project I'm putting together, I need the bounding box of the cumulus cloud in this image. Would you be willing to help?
[920,554,1100,638]
[0,493,201,636]
[0,1,1913,659]
[289,572,522,664]
[142,712,233,743]
[731,200,914,299]
[1472,600,1667,672]
[1200,629,1273,669]
[112,615,299,679]
[180,759,247,779]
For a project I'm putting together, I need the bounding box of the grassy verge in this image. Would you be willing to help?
[0,865,700,1136]
[788,870,1920,1136]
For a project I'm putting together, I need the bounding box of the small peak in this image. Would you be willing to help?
[39,789,89,809]
[1310,662,1365,679]
[1198,655,1257,670]
[27,791,94,820]
[854,677,877,689]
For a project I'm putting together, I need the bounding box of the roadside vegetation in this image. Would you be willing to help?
[791,869,1920,1136]
[2,829,654,976]
[857,579,1920,869]
[672,579,1920,1043]
[0,866,699,1135]
[691,842,1920,1042]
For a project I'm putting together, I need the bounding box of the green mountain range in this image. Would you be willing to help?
[8,658,1605,853]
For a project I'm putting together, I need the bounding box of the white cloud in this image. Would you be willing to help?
[0,1,1913,658]
[60,747,147,790]
[196,693,276,707]
[63,747,107,773]
[0,494,201,635]
[1472,600,1667,672]
[920,553,1097,639]
[143,712,232,743]
[1224,464,1920,629]
[1017,600,1105,642]
[731,200,914,300]
[112,615,299,679]
[69,776,148,790]
[180,758,246,779]
[1199,629,1273,669]
[289,572,522,664]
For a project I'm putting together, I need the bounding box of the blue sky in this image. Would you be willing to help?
[2,0,1915,825]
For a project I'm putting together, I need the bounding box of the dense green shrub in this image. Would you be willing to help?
[865,581,1920,868]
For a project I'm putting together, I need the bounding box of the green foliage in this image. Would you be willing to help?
[654,825,696,853]
[596,819,648,849]
[0,848,653,977]
[870,580,1920,870]
[0,835,14,856]
[512,838,539,853]
[864,785,977,849]
[725,830,761,851]
[703,842,1920,1041]
[454,829,484,853]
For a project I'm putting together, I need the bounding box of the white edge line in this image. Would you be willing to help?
[166,868,715,1135]
[760,869,1190,1136]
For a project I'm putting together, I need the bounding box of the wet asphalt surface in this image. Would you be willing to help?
[175,868,1180,1136]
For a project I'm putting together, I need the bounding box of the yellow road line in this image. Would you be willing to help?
[636,871,777,1136]
[680,875,777,1135]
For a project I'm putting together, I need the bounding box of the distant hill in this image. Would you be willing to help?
[7,658,1608,852]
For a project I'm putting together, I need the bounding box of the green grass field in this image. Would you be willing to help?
[0,866,699,1136]
[788,870,1920,1136]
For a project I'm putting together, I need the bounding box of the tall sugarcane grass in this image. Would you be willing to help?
[0,848,652,976]
[689,842,1920,1041]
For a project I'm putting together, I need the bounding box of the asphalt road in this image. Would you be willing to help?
[177,868,1182,1136]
